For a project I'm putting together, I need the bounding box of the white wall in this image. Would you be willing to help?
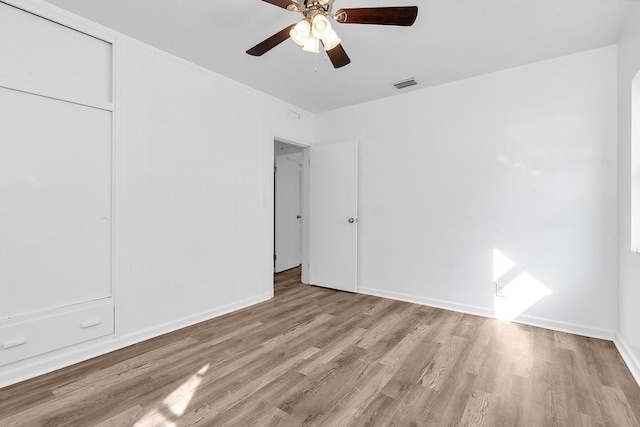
[316,46,618,338]
[0,0,315,387]
[616,3,640,384]
[115,39,267,335]
[114,42,314,337]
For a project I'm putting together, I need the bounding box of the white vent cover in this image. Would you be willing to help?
[393,78,418,89]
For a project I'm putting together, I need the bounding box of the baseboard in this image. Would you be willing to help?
[358,286,615,341]
[614,335,640,387]
[0,292,271,389]
[358,286,495,318]
[512,312,615,340]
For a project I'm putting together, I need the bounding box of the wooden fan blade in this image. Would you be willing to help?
[262,0,300,11]
[324,42,351,68]
[246,24,295,56]
[335,6,418,26]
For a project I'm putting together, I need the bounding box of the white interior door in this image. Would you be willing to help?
[275,155,302,272]
[309,141,358,292]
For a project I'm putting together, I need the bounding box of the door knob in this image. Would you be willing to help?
[348,218,355,223]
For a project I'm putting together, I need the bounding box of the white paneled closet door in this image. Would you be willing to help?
[0,88,112,319]
[0,1,113,324]
[0,1,112,104]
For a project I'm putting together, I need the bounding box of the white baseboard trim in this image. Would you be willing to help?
[512,312,615,341]
[358,286,494,318]
[358,286,615,341]
[0,292,271,389]
[614,335,640,387]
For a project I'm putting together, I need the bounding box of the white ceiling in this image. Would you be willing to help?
[45,0,632,113]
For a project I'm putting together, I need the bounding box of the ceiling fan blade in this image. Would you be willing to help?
[335,6,418,26]
[262,0,300,11]
[323,42,351,69]
[246,24,295,56]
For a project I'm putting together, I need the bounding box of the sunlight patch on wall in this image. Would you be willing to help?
[493,249,551,321]
[492,248,515,281]
[494,272,551,321]
[497,155,543,177]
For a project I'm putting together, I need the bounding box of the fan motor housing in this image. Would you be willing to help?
[302,0,334,15]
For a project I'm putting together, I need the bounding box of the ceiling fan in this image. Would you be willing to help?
[246,0,418,68]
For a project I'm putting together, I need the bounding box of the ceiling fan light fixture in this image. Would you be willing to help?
[290,19,311,46]
[311,14,332,39]
[322,28,341,51]
[302,33,320,53]
[247,3,419,69]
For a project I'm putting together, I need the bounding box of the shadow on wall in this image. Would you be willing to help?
[493,248,552,321]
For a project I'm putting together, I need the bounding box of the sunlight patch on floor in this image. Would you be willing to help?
[164,363,210,416]
[134,363,210,426]
[134,409,176,427]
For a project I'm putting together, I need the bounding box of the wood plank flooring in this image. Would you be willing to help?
[1,266,639,426]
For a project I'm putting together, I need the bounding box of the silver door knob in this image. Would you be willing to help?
[348,218,355,223]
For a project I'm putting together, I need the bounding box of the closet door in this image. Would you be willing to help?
[0,2,113,321]
[0,1,112,104]
[0,89,112,319]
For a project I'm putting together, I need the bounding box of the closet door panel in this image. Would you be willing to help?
[0,88,112,320]
[0,1,112,103]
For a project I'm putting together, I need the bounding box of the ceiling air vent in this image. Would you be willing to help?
[393,78,418,90]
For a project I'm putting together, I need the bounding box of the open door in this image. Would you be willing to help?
[275,155,302,272]
[309,141,358,292]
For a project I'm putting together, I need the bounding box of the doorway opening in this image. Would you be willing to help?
[271,139,358,295]
[273,139,309,291]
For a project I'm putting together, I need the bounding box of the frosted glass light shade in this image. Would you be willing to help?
[311,15,332,39]
[322,28,341,51]
[302,34,320,53]
[290,19,311,46]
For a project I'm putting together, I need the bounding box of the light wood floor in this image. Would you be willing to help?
[1,267,639,426]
